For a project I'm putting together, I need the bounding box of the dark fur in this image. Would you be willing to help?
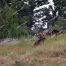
[52,29,59,35]
[33,32,46,47]
[33,29,62,47]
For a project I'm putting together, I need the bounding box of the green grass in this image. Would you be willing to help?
[0,34,66,66]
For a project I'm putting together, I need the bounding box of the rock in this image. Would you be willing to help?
[15,60,21,64]
[64,50,66,55]
[0,38,19,45]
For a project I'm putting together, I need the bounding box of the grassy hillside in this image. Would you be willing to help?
[0,34,66,66]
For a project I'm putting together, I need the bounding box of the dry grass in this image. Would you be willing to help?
[0,34,66,66]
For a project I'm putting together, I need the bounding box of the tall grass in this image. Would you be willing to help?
[0,34,66,66]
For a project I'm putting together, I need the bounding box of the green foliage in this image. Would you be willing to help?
[54,0,66,7]
[0,0,30,38]
[54,17,66,29]
[0,0,66,38]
